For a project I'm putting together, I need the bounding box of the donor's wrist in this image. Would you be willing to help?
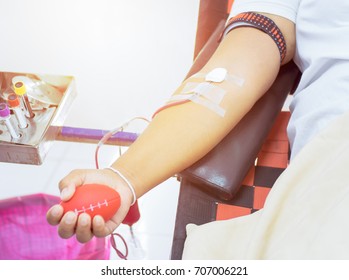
[104,167,137,205]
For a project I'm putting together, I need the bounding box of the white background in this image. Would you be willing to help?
[0,0,199,129]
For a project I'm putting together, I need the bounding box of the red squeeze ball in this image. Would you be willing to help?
[60,184,121,221]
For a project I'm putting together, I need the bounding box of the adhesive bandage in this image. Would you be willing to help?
[167,68,244,117]
[195,67,245,87]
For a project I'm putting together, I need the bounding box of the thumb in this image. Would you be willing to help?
[58,169,87,201]
[59,183,76,201]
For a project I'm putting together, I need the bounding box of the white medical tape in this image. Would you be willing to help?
[164,67,247,117]
[168,94,191,102]
[168,93,226,117]
[190,96,226,117]
[181,82,225,104]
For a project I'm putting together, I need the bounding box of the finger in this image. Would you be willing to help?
[92,215,107,237]
[59,171,83,191]
[92,215,113,238]
[92,197,132,238]
[58,211,78,239]
[58,170,87,201]
[46,204,64,225]
[59,183,76,201]
[76,213,94,243]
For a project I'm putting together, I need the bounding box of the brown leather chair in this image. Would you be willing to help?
[170,0,301,260]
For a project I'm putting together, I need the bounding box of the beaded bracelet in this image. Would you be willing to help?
[221,12,287,63]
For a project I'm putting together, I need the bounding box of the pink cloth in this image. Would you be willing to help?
[0,193,110,260]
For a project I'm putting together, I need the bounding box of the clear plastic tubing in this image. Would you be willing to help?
[8,93,28,129]
[0,103,20,139]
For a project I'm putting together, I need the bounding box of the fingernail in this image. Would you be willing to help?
[61,185,72,200]
[51,205,62,217]
[80,215,89,226]
[94,215,103,226]
[65,212,76,225]
[60,188,68,200]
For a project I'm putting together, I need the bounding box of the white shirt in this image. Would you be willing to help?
[229,0,349,159]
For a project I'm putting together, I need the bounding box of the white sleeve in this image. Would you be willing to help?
[229,0,300,23]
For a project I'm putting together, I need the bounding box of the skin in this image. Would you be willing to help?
[47,13,296,243]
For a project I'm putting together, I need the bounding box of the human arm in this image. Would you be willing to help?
[114,13,296,195]
[47,13,296,243]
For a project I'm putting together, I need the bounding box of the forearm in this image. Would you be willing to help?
[111,17,295,198]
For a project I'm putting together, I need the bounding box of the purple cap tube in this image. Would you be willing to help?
[0,103,20,139]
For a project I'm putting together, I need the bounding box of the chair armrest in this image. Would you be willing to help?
[179,62,301,200]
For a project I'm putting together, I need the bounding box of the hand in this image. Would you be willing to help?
[46,168,135,243]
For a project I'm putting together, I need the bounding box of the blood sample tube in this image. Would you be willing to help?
[7,93,28,129]
[0,103,20,139]
[13,81,35,118]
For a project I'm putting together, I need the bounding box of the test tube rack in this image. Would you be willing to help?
[0,71,77,165]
